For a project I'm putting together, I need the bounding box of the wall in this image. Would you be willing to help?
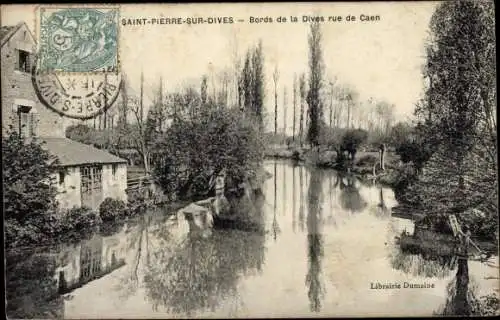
[55,163,127,210]
[102,163,128,203]
[55,167,82,210]
[1,24,66,138]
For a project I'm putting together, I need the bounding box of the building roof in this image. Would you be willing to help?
[1,22,24,47]
[41,137,127,167]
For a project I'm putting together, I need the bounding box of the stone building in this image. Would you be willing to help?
[1,22,128,210]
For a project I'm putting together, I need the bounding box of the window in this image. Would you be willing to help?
[17,106,38,138]
[17,49,30,73]
[19,111,29,137]
[80,165,103,208]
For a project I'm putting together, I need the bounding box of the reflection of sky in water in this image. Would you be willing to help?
[30,159,496,318]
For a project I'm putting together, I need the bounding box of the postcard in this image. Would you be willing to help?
[2,1,498,318]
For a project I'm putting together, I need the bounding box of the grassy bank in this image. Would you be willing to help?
[265,145,401,187]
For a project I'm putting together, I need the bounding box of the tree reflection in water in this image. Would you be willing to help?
[390,246,456,279]
[5,249,65,319]
[434,258,479,316]
[142,229,266,316]
[337,172,367,214]
[136,192,267,316]
[305,167,325,312]
[375,187,390,218]
[298,166,306,232]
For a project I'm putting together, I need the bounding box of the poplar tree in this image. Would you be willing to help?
[306,22,324,148]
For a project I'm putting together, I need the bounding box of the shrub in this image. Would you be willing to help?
[3,132,59,248]
[61,206,100,233]
[339,128,368,161]
[395,140,432,172]
[99,197,128,222]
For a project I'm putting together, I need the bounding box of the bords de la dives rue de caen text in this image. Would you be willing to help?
[121,14,380,26]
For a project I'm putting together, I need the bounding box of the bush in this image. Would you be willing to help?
[340,128,368,161]
[3,132,60,248]
[395,140,432,172]
[60,206,100,233]
[99,197,128,222]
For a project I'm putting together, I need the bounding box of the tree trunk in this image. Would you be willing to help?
[143,152,150,174]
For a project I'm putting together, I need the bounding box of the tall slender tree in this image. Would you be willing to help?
[299,73,306,147]
[293,74,297,142]
[283,87,288,135]
[252,40,265,127]
[273,66,280,135]
[306,22,324,148]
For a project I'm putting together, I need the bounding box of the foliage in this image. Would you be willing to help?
[389,122,414,146]
[417,0,495,160]
[340,128,368,160]
[153,104,265,200]
[99,197,128,222]
[470,294,500,316]
[240,40,265,127]
[65,123,94,144]
[60,206,101,233]
[3,133,60,248]
[399,0,497,240]
[395,139,433,172]
[299,73,307,145]
[306,22,324,147]
[5,252,63,319]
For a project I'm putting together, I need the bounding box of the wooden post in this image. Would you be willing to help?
[379,143,386,171]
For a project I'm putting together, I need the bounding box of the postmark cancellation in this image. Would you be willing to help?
[37,6,119,73]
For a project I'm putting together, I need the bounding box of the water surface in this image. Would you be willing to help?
[6,159,498,318]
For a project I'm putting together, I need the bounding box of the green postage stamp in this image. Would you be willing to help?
[38,7,119,73]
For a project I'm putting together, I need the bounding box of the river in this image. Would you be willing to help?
[5,159,499,318]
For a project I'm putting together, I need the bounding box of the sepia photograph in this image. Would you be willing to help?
[1,1,498,318]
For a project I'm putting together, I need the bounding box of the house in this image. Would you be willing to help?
[2,22,128,210]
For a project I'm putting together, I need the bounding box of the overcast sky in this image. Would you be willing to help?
[2,2,438,132]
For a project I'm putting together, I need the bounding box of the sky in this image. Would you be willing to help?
[2,2,439,133]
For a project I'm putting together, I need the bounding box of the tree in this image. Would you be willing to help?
[417,0,495,163]
[340,129,368,161]
[293,74,297,142]
[273,66,280,135]
[241,51,253,112]
[299,73,306,146]
[252,40,265,127]
[403,0,497,236]
[240,41,265,128]
[201,75,208,106]
[153,88,265,200]
[3,132,60,248]
[306,22,324,148]
[65,123,95,145]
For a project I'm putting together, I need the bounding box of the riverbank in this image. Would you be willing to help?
[265,145,401,188]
